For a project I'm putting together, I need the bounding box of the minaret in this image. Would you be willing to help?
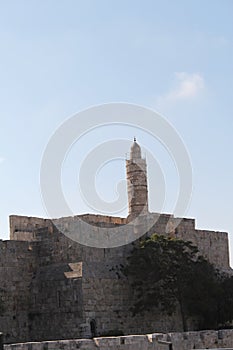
[126,138,149,217]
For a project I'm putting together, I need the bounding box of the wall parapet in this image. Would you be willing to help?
[4,334,168,350]
[4,330,233,350]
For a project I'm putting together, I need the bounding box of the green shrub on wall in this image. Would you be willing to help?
[123,234,233,331]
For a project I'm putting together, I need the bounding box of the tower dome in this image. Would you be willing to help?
[130,138,142,160]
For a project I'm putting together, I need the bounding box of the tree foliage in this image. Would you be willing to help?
[123,234,233,331]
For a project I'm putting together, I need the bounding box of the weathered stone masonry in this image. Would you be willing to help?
[0,140,231,344]
[5,330,233,350]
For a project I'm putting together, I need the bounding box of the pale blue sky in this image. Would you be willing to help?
[0,1,233,264]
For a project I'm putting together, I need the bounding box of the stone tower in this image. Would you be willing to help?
[126,138,149,217]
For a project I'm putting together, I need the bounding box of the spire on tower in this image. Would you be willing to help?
[130,138,141,160]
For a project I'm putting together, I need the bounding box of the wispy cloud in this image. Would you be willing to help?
[0,157,5,164]
[156,72,205,106]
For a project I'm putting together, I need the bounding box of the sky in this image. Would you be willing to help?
[0,1,233,264]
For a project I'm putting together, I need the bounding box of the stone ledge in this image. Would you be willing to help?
[4,330,233,350]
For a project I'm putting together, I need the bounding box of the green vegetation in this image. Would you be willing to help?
[123,234,233,331]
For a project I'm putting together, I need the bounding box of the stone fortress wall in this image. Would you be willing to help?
[0,239,36,342]
[4,330,233,350]
[0,139,231,344]
[9,211,230,269]
[0,211,229,343]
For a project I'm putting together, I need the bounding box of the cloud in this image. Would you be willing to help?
[0,157,5,164]
[156,72,205,105]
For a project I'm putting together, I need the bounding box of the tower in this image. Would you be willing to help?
[126,138,149,217]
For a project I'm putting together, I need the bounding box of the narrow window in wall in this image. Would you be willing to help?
[90,319,97,338]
